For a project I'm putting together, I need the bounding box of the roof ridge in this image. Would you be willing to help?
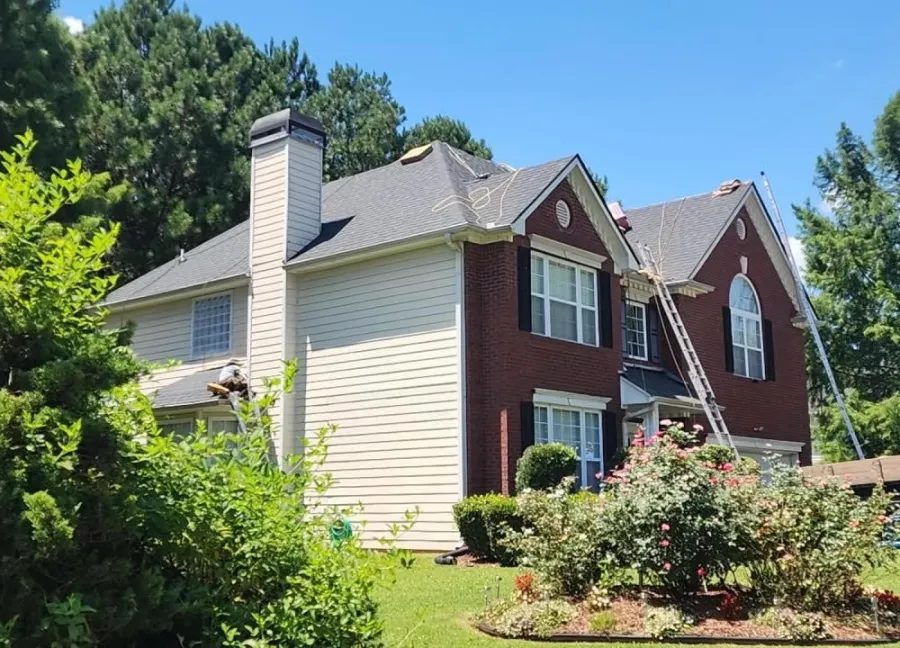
[627,180,753,212]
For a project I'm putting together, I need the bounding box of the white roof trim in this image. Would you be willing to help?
[103,274,249,313]
[533,388,610,410]
[529,234,607,268]
[712,434,805,453]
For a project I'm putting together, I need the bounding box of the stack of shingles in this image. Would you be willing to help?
[803,455,900,487]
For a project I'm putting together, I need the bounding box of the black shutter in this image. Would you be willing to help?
[763,318,775,381]
[517,247,532,332]
[598,270,613,347]
[620,300,627,356]
[602,410,619,472]
[520,401,535,451]
[648,302,660,364]
[722,306,734,373]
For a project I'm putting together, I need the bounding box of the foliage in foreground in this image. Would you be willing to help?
[503,482,605,597]
[599,424,758,594]
[515,442,577,493]
[453,494,520,566]
[0,135,410,646]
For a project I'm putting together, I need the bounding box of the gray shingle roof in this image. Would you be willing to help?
[623,182,753,282]
[105,221,249,306]
[105,142,575,304]
[152,367,225,409]
[622,366,690,400]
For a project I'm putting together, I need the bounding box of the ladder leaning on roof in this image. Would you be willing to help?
[637,244,740,457]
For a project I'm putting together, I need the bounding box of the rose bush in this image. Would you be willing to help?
[599,423,759,594]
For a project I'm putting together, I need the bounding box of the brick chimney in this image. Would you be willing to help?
[247,109,325,463]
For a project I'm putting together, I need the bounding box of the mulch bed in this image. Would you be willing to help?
[478,590,900,643]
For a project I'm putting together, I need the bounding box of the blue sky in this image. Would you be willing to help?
[59,0,900,263]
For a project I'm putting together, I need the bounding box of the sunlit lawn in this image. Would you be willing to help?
[377,555,900,648]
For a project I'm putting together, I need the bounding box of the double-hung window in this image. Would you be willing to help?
[624,301,648,360]
[729,276,764,379]
[530,252,598,345]
[191,293,232,358]
[533,403,603,489]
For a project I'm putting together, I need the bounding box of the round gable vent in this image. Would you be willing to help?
[556,200,571,229]
[735,216,747,240]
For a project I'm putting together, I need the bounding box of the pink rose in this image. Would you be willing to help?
[663,562,672,571]
[693,423,704,432]
[660,539,670,547]
[721,462,734,473]
[660,419,673,427]
[661,523,670,532]
[697,567,706,578]
[709,475,719,485]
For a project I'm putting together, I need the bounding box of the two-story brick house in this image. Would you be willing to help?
[104,109,810,549]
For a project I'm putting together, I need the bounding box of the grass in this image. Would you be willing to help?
[376,555,900,648]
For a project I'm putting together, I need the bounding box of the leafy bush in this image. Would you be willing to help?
[480,599,575,638]
[453,494,521,565]
[589,610,617,635]
[757,607,831,641]
[515,443,577,492]
[644,606,692,639]
[503,480,606,597]
[0,136,411,646]
[599,424,758,594]
[747,466,892,611]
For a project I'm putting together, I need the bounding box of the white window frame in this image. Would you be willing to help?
[729,275,764,380]
[207,415,240,434]
[624,300,648,361]
[530,251,598,346]
[158,418,194,437]
[190,291,233,360]
[532,392,607,488]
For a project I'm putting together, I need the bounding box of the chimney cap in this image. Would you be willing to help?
[249,109,325,145]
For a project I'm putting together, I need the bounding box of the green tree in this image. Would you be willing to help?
[0,132,168,645]
[75,0,318,280]
[0,0,85,170]
[400,115,492,159]
[304,63,405,181]
[795,91,900,459]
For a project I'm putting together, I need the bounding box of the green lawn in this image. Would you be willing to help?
[377,556,900,648]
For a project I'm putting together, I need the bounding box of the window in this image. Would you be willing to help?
[159,420,193,438]
[530,252,598,345]
[624,301,648,360]
[729,276,764,379]
[534,404,603,489]
[192,293,232,358]
[735,217,747,240]
[208,417,240,434]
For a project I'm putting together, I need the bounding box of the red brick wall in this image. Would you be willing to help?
[675,206,812,464]
[464,180,623,495]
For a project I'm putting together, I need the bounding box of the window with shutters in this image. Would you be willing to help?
[624,301,648,360]
[530,252,598,345]
[533,403,603,489]
[191,293,232,359]
[729,276,764,379]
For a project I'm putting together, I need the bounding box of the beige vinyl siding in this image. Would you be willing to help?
[106,286,248,394]
[248,139,290,454]
[294,245,462,550]
[285,140,322,258]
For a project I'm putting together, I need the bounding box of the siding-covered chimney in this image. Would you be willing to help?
[247,109,325,463]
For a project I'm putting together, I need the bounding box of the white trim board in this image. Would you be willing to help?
[710,434,804,453]
[533,388,611,410]
[529,234,607,268]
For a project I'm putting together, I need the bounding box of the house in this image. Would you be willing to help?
[104,109,810,549]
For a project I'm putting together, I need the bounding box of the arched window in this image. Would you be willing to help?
[729,275,764,379]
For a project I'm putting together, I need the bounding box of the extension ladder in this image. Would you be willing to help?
[637,244,739,457]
